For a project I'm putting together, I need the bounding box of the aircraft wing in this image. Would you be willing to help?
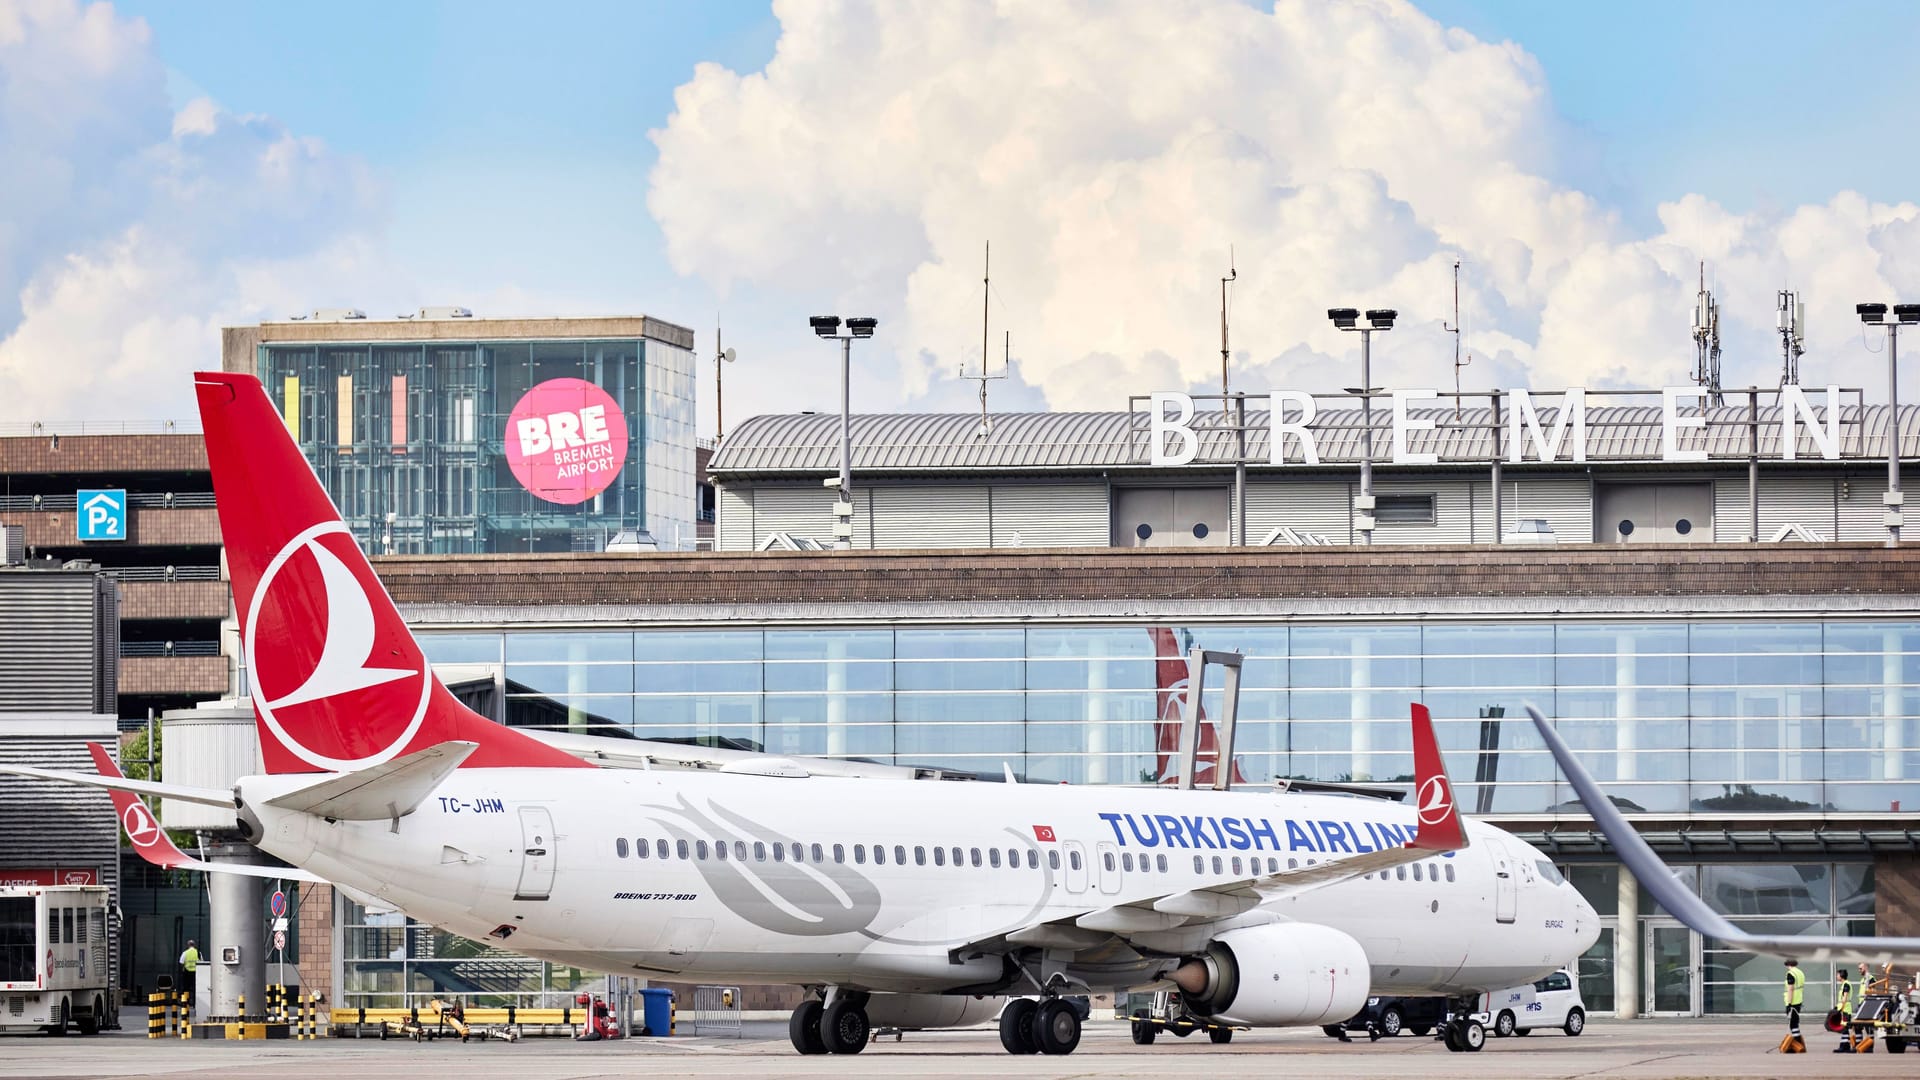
[983,704,1469,947]
[0,760,237,808]
[1528,704,1920,964]
[85,743,323,883]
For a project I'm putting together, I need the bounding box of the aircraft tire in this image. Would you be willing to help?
[1443,1020,1463,1051]
[1461,1019,1486,1051]
[999,999,1039,1054]
[788,1000,826,1055]
[1208,1027,1233,1044]
[822,999,869,1054]
[1130,1018,1156,1045]
[1322,1024,1344,1038]
[1032,999,1082,1055]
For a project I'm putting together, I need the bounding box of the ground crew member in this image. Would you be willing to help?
[178,940,200,993]
[1782,957,1806,1053]
[1833,968,1853,1052]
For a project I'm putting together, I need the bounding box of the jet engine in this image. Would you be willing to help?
[1169,923,1370,1027]
[862,993,1002,1030]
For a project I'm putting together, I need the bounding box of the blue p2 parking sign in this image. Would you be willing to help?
[78,489,126,541]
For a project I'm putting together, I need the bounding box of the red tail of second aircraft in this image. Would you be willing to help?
[1405,703,1466,850]
[195,372,585,774]
[1150,627,1248,786]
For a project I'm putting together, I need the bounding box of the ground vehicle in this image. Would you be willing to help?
[1324,995,1448,1038]
[1126,990,1239,1045]
[0,885,112,1035]
[1477,967,1586,1037]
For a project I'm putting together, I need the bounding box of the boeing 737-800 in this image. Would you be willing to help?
[2,372,1605,1056]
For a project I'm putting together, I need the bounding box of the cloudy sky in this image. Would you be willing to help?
[3,0,1917,433]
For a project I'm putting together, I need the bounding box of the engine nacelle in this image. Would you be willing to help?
[1172,923,1370,1027]
[862,993,1002,1031]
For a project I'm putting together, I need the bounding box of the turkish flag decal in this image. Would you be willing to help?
[1033,825,1057,843]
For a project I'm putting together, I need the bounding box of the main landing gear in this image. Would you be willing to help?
[789,991,871,1055]
[999,996,1083,1055]
[1440,1016,1486,1052]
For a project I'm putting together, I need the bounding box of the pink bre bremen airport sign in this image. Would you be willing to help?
[505,378,630,504]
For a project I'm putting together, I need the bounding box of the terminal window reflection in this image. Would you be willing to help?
[412,618,1917,804]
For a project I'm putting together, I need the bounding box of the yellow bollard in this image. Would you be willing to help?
[147,991,165,1039]
[178,988,192,1039]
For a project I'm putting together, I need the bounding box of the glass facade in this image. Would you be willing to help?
[258,336,695,553]
[344,616,1907,1014]
[420,618,1920,808]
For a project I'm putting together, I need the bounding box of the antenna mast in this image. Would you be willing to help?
[1691,262,1723,406]
[1220,247,1237,396]
[961,241,1007,437]
[1442,259,1471,419]
[714,317,736,441]
[1777,288,1806,386]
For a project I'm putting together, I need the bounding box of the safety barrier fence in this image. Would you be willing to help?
[689,986,743,1037]
[330,1005,601,1039]
[146,987,324,1040]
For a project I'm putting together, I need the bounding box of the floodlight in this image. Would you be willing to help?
[1366,308,1398,329]
[1327,308,1359,329]
[846,317,878,339]
[810,315,842,337]
[1895,304,1920,324]
[1857,303,1888,324]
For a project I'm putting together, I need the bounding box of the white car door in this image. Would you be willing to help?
[1534,970,1575,1027]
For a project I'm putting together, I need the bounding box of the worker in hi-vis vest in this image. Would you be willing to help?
[1782,957,1806,1053]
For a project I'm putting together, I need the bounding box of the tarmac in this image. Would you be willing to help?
[4,1014,1914,1079]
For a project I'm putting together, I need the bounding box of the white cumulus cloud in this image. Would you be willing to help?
[650,0,1920,415]
[0,0,390,425]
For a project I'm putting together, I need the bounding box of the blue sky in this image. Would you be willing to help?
[8,1,1919,428]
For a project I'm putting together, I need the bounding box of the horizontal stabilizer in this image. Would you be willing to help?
[266,741,478,821]
[83,743,321,882]
[1529,704,1920,964]
[0,762,236,808]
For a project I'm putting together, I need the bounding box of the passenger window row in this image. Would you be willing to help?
[614,837,1081,871]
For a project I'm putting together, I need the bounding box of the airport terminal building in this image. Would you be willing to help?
[11,360,1918,1020]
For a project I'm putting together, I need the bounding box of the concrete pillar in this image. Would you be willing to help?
[825,637,848,758]
[1085,657,1108,785]
[567,637,591,734]
[1349,636,1372,781]
[207,842,265,1020]
[1616,862,1639,1019]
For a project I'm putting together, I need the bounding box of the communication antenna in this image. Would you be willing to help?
[714,318,737,441]
[1691,262,1723,406]
[1442,259,1471,419]
[959,241,1007,438]
[1220,247,1237,396]
[1777,288,1807,386]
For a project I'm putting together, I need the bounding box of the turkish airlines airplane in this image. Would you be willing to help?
[2,373,1604,1056]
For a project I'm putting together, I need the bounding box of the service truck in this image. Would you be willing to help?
[0,884,112,1034]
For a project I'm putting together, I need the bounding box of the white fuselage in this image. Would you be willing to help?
[242,769,1597,998]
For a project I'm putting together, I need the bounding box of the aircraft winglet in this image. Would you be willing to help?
[87,743,321,883]
[1405,703,1467,851]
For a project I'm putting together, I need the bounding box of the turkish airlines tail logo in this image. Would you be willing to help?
[194,372,588,774]
[87,743,192,870]
[1404,703,1467,851]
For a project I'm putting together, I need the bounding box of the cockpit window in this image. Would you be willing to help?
[1536,860,1565,885]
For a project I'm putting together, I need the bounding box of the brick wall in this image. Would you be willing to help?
[371,543,1920,609]
[120,580,228,621]
[0,434,206,474]
[294,883,333,999]
[118,655,228,697]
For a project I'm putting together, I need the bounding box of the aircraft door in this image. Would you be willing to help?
[1064,841,1089,894]
[515,806,556,901]
[1095,841,1121,895]
[1494,851,1516,923]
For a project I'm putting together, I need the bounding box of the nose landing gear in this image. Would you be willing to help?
[1441,1016,1487,1052]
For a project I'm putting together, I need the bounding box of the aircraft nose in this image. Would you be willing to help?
[1574,893,1600,950]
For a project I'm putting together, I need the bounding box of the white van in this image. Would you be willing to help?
[1477,968,1586,1038]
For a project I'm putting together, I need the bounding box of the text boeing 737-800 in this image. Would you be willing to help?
[0,372,1602,1056]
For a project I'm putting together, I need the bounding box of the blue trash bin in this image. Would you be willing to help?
[638,987,673,1037]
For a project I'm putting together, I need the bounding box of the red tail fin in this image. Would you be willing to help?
[1406,703,1466,850]
[195,372,586,773]
[88,743,195,870]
